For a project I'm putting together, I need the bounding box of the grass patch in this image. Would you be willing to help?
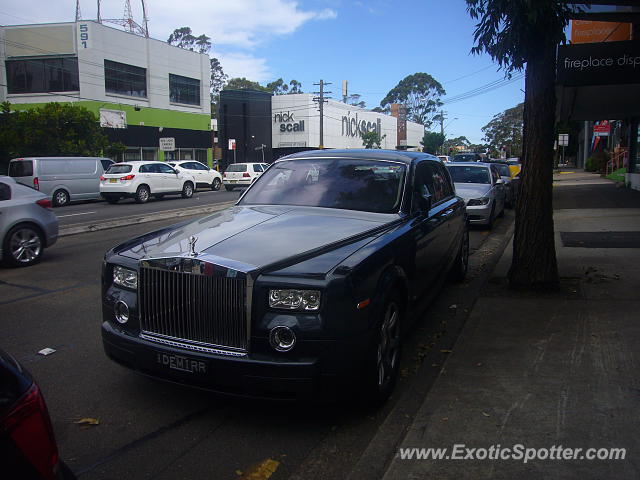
[606,167,626,183]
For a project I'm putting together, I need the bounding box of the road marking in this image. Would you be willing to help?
[57,211,96,218]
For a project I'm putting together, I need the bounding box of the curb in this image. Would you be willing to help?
[59,201,236,237]
[346,219,516,480]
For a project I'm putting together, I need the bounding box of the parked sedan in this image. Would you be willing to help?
[167,161,223,191]
[222,163,269,191]
[100,161,196,204]
[101,150,468,404]
[491,162,519,207]
[446,162,506,228]
[0,176,58,267]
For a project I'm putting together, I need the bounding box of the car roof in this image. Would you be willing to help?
[277,149,436,165]
[446,162,492,168]
[0,175,17,183]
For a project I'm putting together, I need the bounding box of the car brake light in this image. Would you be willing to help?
[120,175,135,181]
[243,172,250,177]
[33,177,40,190]
[100,176,106,181]
[2,383,59,480]
[223,172,227,177]
[36,198,52,209]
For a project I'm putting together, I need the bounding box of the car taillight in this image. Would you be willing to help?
[1,383,59,480]
[100,176,106,181]
[36,198,52,209]
[33,177,39,190]
[120,175,135,181]
[223,172,227,177]
[243,172,250,177]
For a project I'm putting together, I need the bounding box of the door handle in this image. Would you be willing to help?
[443,208,454,216]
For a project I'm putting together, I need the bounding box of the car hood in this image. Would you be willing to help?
[454,183,491,201]
[114,206,400,274]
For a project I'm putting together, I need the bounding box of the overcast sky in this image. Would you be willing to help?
[0,0,526,143]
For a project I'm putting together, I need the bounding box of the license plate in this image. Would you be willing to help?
[109,178,117,183]
[229,180,237,183]
[156,352,207,374]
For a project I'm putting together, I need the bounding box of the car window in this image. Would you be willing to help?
[452,154,478,162]
[106,164,133,174]
[240,159,407,214]
[100,159,113,171]
[139,164,157,173]
[253,164,264,172]
[490,166,501,183]
[193,162,209,171]
[414,162,436,204]
[447,165,491,184]
[167,162,176,167]
[0,182,10,201]
[180,162,195,169]
[8,160,34,177]
[157,164,176,174]
[226,164,247,172]
[495,164,511,177]
[430,163,454,202]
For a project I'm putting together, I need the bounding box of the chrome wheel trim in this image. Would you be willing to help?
[184,183,193,197]
[55,190,69,205]
[377,301,400,388]
[10,228,42,263]
[212,178,221,190]
[138,187,149,202]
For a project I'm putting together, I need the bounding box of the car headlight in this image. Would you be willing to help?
[113,265,138,289]
[467,197,490,206]
[269,289,321,311]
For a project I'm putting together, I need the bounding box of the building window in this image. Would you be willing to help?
[169,74,200,106]
[178,148,194,161]
[195,149,208,163]
[6,57,79,94]
[104,59,147,98]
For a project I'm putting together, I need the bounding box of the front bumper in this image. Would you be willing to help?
[223,179,252,186]
[102,321,351,400]
[465,201,493,224]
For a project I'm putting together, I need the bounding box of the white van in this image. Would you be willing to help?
[8,157,114,207]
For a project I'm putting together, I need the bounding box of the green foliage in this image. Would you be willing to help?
[420,131,445,154]
[605,167,626,183]
[443,136,471,153]
[380,73,445,128]
[266,78,304,95]
[481,103,523,157]
[167,27,211,54]
[585,151,610,172]
[224,78,270,92]
[466,1,578,74]
[0,102,123,172]
[361,131,386,149]
[210,58,228,104]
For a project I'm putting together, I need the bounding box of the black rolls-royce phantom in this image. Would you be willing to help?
[101,150,468,404]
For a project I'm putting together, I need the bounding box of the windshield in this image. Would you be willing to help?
[106,164,133,174]
[226,164,248,172]
[239,158,407,213]
[452,154,478,162]
[447,165,491,184]
[495,164,511,176]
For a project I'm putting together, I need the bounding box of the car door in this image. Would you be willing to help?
[490,165,506,211]
[192,162,212,186]
[157,163,180,192]
[138,164,162,192]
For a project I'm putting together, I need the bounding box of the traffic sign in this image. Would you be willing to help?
[228,139,236,150]
[159,137,175,151]
[558,134,569,147]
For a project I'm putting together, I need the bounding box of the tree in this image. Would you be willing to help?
[443,136,471,153]
[0,102,124,172]
[361,131,386,149]
[288,80,303,94]
[167,27,196,50]
[380,73,445,128]
[224,78,269,92]
[421,131,445,154]
[466,0,577,288]
[347,94,366,109]
[482,103,524,158]
[266,78,303,95]
[210,58,228,104]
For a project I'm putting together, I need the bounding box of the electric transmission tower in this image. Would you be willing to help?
[75,1,150,38]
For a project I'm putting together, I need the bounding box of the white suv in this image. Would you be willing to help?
[100,161,196,204]
[222,163,269,191]
[168,160,223,191]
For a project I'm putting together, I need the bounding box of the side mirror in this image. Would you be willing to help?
[416,194,432,212]
[496,178,504,185]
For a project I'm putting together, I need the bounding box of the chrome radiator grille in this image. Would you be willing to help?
[139,264,248,353]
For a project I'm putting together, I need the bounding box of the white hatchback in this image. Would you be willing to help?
[100,161,196,204]
[168,161,223,191]
[222,163,269,191]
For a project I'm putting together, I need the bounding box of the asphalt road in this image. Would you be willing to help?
[54,187,244,227]
[0,209,511,480]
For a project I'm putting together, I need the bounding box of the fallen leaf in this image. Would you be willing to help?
[237,458,280,480]
[38,348,56,356]
[236,470,244,476]
[449,304,458,309]
[74,418,100,426]
[440,349,452,353]
[476,362,483,367]
[442,417,449,422]
[482,412,491,417]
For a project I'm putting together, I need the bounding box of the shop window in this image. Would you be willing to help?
[195,149,208,163]
[169,74,200,106]
[179,149,194,160]
[142,148,157,161]
[6,57,79,94]
[104,59,147,98]
[124,148,142,161]
[164,151,178,162]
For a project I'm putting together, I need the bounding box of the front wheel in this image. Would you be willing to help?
[3,225,44,267]
[211,178,222,191]
[181,182,194,199]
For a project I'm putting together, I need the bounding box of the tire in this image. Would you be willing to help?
[449,227,469,282]
[52,189,70,207]
[104,195,120,204]
[362,292,403,407]
[224,185,235,192]
[135,185,150,204]
[181,182,194,199]
[2,224,44,267]
[211,178,222,191]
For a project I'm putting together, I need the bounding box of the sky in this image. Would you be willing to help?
[0,0,526,144]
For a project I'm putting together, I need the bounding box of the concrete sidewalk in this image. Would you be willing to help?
[381,171,640,479]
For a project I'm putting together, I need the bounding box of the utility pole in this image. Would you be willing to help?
[313,80,332,149]
[439,110,447,155]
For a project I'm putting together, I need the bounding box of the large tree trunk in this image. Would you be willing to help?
[508,41,559,288]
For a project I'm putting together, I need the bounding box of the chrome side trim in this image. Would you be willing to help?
[140,333,247,357]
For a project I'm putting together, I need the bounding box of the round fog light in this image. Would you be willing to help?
[114,300,130,324]
[269,326,296,352]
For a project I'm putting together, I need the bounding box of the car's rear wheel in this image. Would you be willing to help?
[104,195,120,204]
[362,292,403,406]
[135,185,150,204]
[211,178,222,191]
[225,185,235,192]
[181,182,194,199]
[3,224,44,267]
[52,189,70,207]
[450,227,469,282]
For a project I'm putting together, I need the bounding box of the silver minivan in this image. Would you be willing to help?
[8,157,114,207]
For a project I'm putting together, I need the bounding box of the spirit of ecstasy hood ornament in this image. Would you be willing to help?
[188,235,198,257]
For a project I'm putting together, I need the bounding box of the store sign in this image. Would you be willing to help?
[99,109,126,129]
[593,121,610,137]
[159,137,176,151]
[557,41,640,87]
[571,20,632,44]
[274,111,305,133]
[341,113,382,138]
[77,22,91,49]
[558,133,569,146]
